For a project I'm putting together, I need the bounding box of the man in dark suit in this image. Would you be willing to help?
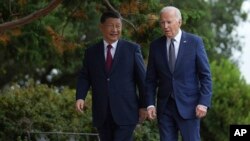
[75,11,147,141]
[145,6,212,141]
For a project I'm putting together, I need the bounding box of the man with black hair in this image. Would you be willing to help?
[75,11,147,141]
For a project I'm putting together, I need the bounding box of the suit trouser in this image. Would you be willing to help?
[158,98,201,141]
[97,104,136,141]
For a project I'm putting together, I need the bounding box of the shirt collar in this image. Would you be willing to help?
[168,29,182,42]
[103,40,118,49]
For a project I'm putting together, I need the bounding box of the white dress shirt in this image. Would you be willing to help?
[103,40,118,60]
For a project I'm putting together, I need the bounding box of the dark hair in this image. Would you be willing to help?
[100,11,121,23]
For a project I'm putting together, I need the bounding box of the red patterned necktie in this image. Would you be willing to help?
[106,44,113,72]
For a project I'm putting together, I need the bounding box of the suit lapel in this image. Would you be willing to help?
[108,40,121,75]
[175,32,188,71]
[159,37,169,70]
[96,41,106,74]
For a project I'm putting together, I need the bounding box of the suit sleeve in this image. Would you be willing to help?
[76,50,91,100]
[134,45,147,108]
[145,43,158,107]
[196,37,212,108]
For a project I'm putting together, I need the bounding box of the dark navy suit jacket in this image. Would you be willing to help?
[145,31,212,119]
[76,39,146,127]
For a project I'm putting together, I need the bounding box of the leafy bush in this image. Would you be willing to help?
[0,80,95,141]
[201,59,250,141]
[0,80,159,141]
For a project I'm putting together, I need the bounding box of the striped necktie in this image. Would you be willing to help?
[169,39,175,73]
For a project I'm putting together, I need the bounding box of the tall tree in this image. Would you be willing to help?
[0,0,247,87]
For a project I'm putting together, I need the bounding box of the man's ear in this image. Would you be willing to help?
[179,20,182,26]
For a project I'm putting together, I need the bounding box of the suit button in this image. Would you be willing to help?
[107,78,110,81]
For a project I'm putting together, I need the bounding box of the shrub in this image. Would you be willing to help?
[0,80,159,141]
[0,80,95,141]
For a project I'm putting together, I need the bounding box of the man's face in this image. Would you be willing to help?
[159,10,181,38]
[100,18,122,44]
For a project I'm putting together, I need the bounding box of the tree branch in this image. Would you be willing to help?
[103,0,137,32]
[0,0,62,33]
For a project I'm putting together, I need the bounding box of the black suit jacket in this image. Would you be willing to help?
[76,39,146,127]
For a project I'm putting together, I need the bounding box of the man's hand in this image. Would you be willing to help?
[147,106,157,120]
[196,104,207,119]
[75,99,85,113]
[139,108,148,123]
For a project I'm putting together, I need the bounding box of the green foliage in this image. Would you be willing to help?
[0,0,247,88]
[0,80,160,141]
[201,59,250,141]
[0,80,95,141]
[209,0,246,59]
[134,120,160,141]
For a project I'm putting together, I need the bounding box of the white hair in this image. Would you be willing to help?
[160,6,182,21]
